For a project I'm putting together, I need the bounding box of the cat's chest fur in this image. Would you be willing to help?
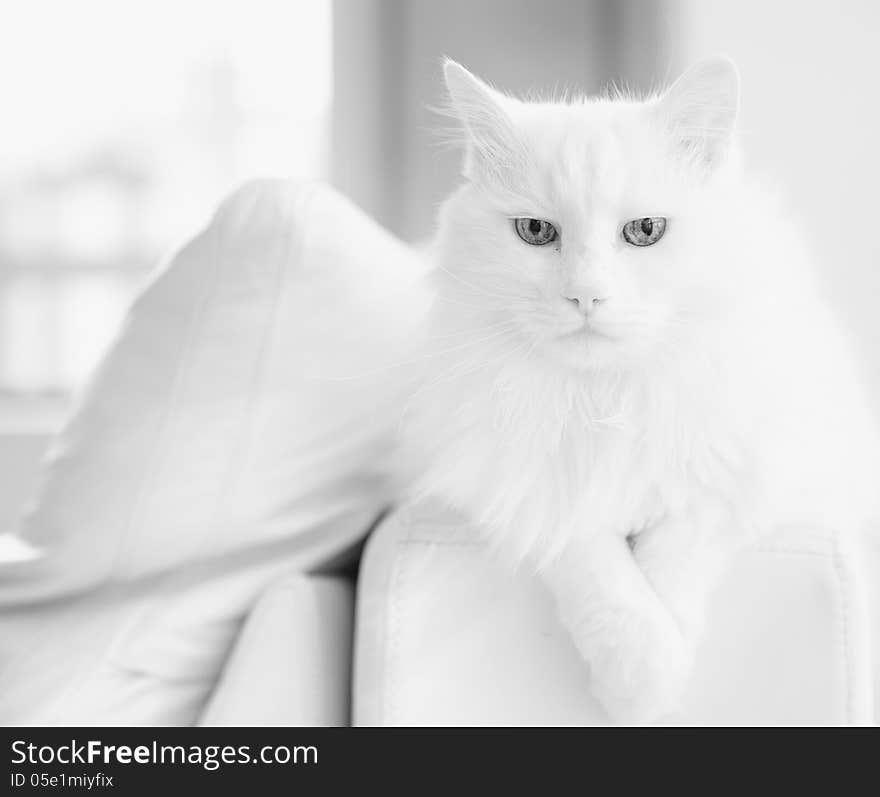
[406,354,747,561]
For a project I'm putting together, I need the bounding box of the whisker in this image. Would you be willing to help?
[431,295,498,311]
[310,324,521,382]
[434,263,537,303]
[400,334,534,421]
[420,324,523,359]
[424,318,518,341]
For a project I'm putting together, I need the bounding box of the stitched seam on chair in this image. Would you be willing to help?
[748,536,857,724]
[752,531,852,723]
[380,513,491,724]
[114,219,224,574]
[384,547,402,726]
[210,184,319,549]
[829,531,855,724]
[400,539,484,548]
[384,514,414,726]
[752,546,829,557]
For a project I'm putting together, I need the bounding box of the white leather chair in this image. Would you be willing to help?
[199,500,879,726]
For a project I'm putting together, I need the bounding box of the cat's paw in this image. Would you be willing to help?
[574,606,693,725]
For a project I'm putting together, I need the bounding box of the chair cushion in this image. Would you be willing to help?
[354,503,874,725]
[199,574,354,727]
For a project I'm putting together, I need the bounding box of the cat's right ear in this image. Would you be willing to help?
[656,56,740,168]
[443,59,523,181]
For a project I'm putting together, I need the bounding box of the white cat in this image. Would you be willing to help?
[400,57,879,724]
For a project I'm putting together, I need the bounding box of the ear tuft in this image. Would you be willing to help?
[441,58,523,181]
[657,56,740,167]
[443,59,490,107]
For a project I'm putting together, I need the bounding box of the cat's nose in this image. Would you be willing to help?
[566,293,608,315]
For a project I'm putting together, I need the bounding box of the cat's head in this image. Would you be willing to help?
[434,57,743,372]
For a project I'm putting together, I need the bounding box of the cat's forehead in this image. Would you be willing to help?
[527,101,659,166]
[512,99,670,213]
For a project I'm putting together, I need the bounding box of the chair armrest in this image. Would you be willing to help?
[199,573,354,726]
[354,505,875,725]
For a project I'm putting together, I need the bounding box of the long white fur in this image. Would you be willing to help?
[400,57,880,723]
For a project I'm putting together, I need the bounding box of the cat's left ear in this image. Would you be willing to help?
[656,56,740,167]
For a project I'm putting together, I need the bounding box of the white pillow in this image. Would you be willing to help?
[0,179,426,600]
[0,179,427,724]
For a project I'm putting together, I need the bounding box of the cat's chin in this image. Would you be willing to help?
[545,329,628,371]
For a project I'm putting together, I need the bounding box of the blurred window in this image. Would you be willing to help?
[0,0,332,400]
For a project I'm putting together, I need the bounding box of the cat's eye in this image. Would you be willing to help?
[514,217,558,246]
[622,217,667,247]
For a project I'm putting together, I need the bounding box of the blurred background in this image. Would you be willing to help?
[1,0,879,528]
